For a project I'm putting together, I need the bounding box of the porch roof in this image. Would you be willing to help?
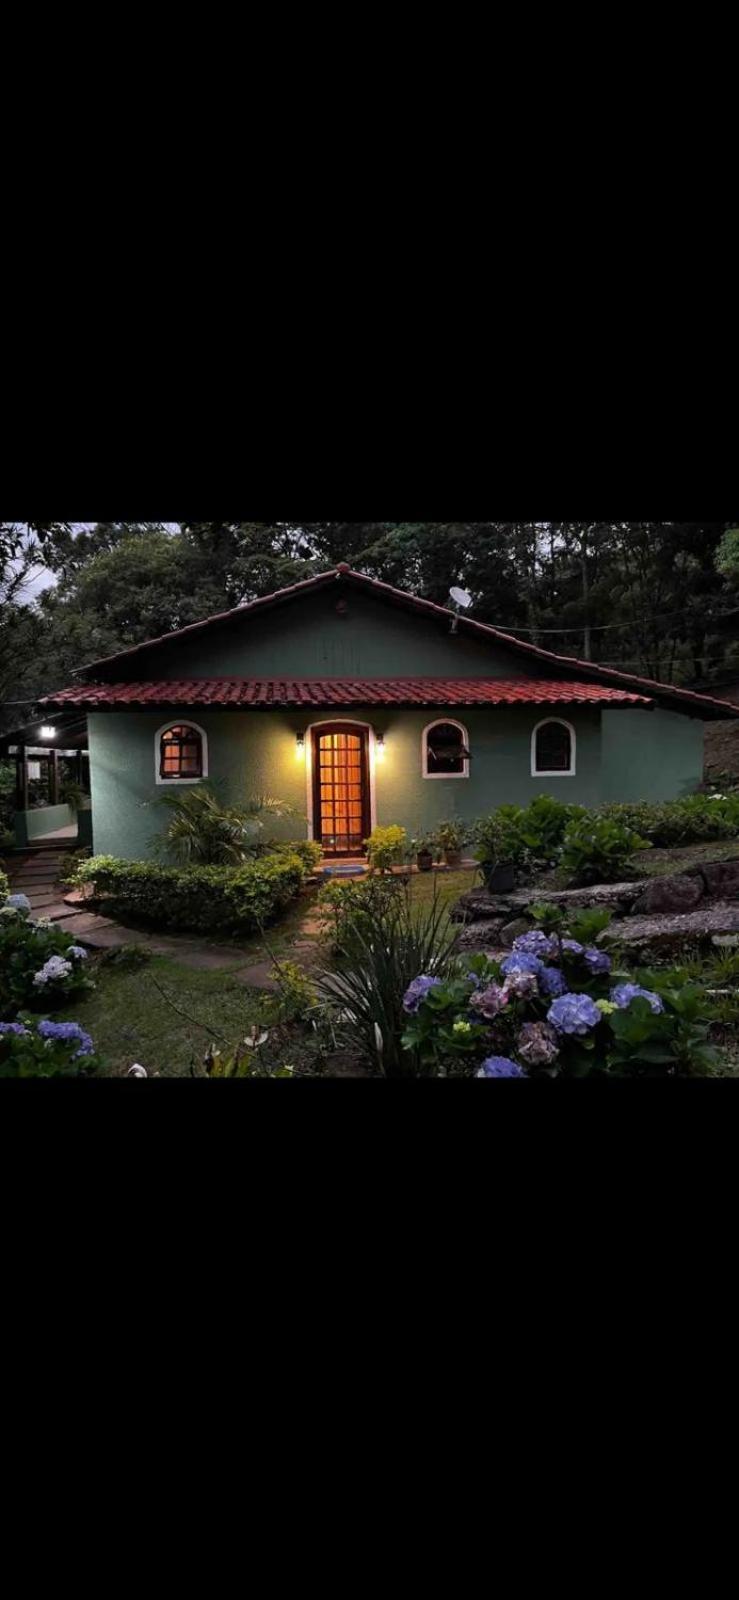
[40,677,654,710]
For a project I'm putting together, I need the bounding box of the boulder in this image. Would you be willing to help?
[452,881,642,922]
[456,919,507,952]
[631,874,704,916]
[600,901,739,953]
[501,916,533,947]
[688,858,739,899]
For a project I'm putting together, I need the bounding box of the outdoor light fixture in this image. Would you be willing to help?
[40,726,56,740]
[376,734,386,759]
[296,732,305,753]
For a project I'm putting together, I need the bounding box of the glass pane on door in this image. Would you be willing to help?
[317,732,366,854]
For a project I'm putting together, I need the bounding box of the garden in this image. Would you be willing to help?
[4,784,739,1078]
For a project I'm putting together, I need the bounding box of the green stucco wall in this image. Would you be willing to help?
[115,590,544,682]
[601,708,703,800]
[87,703,705,861]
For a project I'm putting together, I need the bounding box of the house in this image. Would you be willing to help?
[19,564,739,860]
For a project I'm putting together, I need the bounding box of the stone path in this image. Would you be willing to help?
[7,847,324,986]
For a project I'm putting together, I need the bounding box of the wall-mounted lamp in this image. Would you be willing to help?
[376,734,386,760]
[296,732,306,757]
[40,725,56,741]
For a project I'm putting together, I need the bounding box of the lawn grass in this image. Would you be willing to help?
[56,954,276,1078]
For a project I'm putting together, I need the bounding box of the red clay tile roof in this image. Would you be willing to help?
[69,566,739,720]
[42,678,653,709]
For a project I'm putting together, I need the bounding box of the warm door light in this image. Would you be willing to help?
[40,725,56,740]
[376,734,386,760]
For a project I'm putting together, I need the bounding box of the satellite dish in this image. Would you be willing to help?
[449,586,473,610]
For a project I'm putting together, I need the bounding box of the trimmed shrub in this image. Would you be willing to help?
[0,867,9,901]
[365,825,408,872]
[74,852,308,936]
[559,815,648,884]
[598,794,739,848]
[271,839,323,874]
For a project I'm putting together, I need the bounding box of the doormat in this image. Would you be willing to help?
[321,865,368,878]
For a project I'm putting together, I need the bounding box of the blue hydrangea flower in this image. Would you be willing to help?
[512,930,557,958]
[561,939,584,957]
[583,946,612,974]
[610,983,664,1015]
[547,993,603,1035]
[6,893,31,915]
[402,975,442,1013]
[500,952,545,977]
[538,964,568,998]
[0,1021,31,1037]
[66,945,88,960]
[33,955,73,986]
[36,1020,94,1058]
[476,1056,527,1078]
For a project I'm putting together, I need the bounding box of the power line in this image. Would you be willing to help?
[499,609,736,635]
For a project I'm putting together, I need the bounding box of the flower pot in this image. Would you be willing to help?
[416,850,433,872]
[444,848,463,869]
[484,861,515,893]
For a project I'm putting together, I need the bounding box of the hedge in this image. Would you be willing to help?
[598,794,739,848]
[75,853,309,936]
[0,868,9,904]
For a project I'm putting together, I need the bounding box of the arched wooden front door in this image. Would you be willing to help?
[312,724,371,857]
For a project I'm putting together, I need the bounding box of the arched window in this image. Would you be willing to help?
[531,719,575,777]
[423,720,470,779]
[156,722,208,783]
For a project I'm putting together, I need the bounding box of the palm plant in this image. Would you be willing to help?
[313,878,460,1076]
[154,784,295,866]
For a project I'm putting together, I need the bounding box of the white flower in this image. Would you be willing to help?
[0,906,18,920]
[33,956,73,986]
[66,945,88,960]
[127,1064,148,1078]
[33,917,52,930]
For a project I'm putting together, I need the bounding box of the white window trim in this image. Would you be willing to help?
[531,717,576,778]
[422,718,470,780]
[305,720,378,840]
[155,720,209,785]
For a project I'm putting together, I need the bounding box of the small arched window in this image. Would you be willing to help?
[423,720,470,779]
[532,719,575,777]
[157,722,207,783]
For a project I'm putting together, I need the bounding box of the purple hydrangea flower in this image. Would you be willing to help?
[476,1056,527,1078]
[516,1021,559,1067]
[469,982,509,1019]
[583,946,611,974]
[538,964,568,998]
[0,1021,31,1037]
[512,930,557,958]
[610,983,664,1015]
[502,968,540,1001]
[402,975,442,1014]
[66,945,88,961]
[500,952,545,977]
[561,939,584,957]
[36,1020,94,1058]
[547,992,603,1035]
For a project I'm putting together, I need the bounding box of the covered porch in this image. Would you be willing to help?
[0,708,91,850]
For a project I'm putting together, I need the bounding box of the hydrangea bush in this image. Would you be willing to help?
[0,893,94,1020]
[0,1017,98,1077]
[400,904,720,1077]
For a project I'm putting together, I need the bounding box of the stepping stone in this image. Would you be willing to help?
[76,925,154,951]
[231,962,280,991]
[52,911,115,933]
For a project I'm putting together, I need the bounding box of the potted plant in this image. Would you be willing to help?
[411,833,436,872]
[434,819,468,870]
[365,824,409,875]
[473,810,521,893]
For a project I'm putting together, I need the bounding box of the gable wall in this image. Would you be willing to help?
[107,590,546,682]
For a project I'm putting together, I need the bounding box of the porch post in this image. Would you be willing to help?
[16,743,29,812]
[49,749,59,806]
[76,750,83,785]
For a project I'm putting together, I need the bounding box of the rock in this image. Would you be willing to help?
[452,881,642,922]
[456,919,506,951]
[688,858,739,898]
[600,902,739,952]
[501,916,533,947]
[631,874,704,915]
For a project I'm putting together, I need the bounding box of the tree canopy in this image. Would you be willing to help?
[2,521,738,731]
